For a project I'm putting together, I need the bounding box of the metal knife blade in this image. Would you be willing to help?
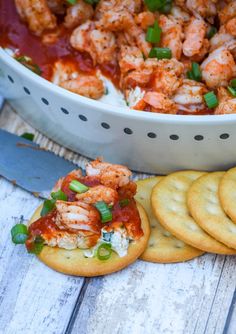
[0,129,77,198]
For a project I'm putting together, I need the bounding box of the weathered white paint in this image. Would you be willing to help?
[0,103,236,334]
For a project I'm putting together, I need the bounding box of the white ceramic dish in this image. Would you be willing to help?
[1,47,236,174]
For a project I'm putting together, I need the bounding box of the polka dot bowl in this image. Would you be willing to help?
[1,48,236,174]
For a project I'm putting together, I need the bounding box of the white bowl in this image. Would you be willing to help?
[1,47,236,174]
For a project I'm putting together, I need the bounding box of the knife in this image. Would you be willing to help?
[0,129,78,199]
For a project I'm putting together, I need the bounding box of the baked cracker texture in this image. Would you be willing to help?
[135,177,204,263]
[187,172,236,251]
[151,171,236,255]
[219,167,236,223]
[29,202,150,276]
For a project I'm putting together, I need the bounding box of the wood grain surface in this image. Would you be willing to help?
[0,103,235,334]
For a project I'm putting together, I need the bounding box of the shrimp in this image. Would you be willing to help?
[183,17,209,58]
[70,21,117,65]
[55,200,102,234]
[225,18,236,37]
[75,185,119,205]
[52,60,105,99]
[143,92,178,114]
[15,0,57,36]
[119,46,144,75]
[159,15,184,60]
[95,0,141,20]
[173,79,208,113]
[134,11,156,30]
[210,26,235,51]
[201,42,236,89]
[215,87,236,115]
[151,59,184,96]
[219,1,236,25]
[186,0,217,23]
[86,159,132,189]
[64,1,94,29]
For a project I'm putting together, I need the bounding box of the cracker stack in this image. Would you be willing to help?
[137,167,236,263]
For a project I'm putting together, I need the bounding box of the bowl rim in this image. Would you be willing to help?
[1,47,236,125]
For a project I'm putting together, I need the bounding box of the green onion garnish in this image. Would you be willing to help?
[66,0,77,4]
[40,199,56,217]
[15,56,42,75]
[21,132,34,141]
[84,0,100,4]
[11,224,28,244]
[204,92,219,109]
[149,47,172,59]
[97,243,112,260]
[119,199,130,207]
[187,62,202,82]
[28,235,44,255]
[207,26,217,39]
[227,86,236,97]
[51,190,67,201]
[146,21,162,44]
[230,79,236,88]
[144,0,167,12]
[158,0,172,13]
[69,180,89,193]
[94,201,112,223]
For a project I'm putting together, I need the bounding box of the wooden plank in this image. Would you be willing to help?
[0,104,86,334]
[70,254,236,334]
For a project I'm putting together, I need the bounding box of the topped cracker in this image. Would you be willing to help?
[151,171,235,254]
[188,172,236,251]
[135,177,203,263]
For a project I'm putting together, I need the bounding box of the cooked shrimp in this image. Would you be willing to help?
[219,1,236,25]
[134,11,156,30]
[173,79,208,113]
[183,17,209,58]
[119,46,144,74]
[15,0,57,36]
[55,200,102,234]
[159,15,184,60]
[86,159,132,189]
[151,59,184,96]
[186,0,217,22]
[225,18,236,37]
[52,60,105,99]
[201,42,236,89]
[215,87,236,115]
[95,0,141,20]
[70,21,117,65]
[143,92,178,114]
[171,5,191,23]
[75,185,119,205]
[64,1,94,29]
[210,26,235,51]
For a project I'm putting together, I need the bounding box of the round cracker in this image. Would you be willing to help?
[219,167,236,223]
[28,202,150,277]
[187,172,236,251]
[151,171,235,254]
[135,177,204,263]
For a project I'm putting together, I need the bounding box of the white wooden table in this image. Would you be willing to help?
[0,103,236,334]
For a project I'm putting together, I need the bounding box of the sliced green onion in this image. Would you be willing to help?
[144,0,166,12]
[187,70,195,80]
[28,235,44,255]
[227,86,236,97]
[94,201,112,223]
[84,0,99,4]
[192,62,202,82]
[119,199,130,207]
[146,21,162,44]
[15,56,42,75]
[11,224,28,244]
[40,199,56,217]
[21,132,34,141]
[207,26,217,39]
[51,190,67,201]
[66,0,77,4]
[97,243,112,260]
[149,47,172,59]
[159,0,172,13]
[230,79,236,88]
[204,92,219,109]
[69,180,89,193]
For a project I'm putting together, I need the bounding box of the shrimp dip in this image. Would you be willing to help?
[1,0,236,115]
